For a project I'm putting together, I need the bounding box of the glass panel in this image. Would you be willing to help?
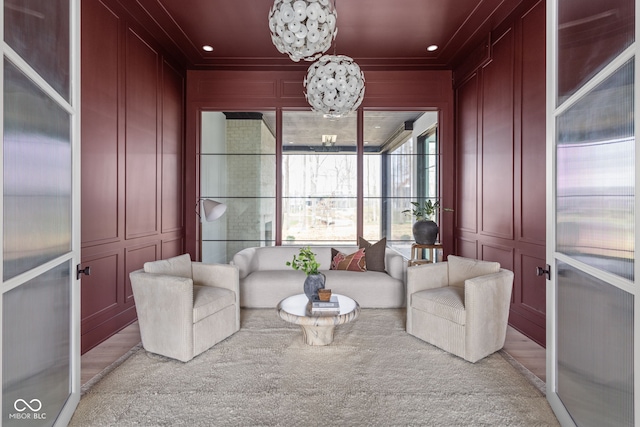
[557,0,634,104]
[200,112,277,261]
[202,196,277,261]
[363,111,438,253]
[282,111,357,243]
[3,261,71,427]
[4,0,70,100]
[556,261,634,427]
[201,154,276,197]
[556,60,634,281]
[3,60,72,281]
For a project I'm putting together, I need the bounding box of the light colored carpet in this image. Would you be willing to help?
[70,309,559,426]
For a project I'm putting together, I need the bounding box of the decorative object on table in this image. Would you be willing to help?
[304,54,365,118]
[330,247,366,271]
[317,288,332,301]
[402,200,452,245]
[268,0,337,62]
[286,246,325,301]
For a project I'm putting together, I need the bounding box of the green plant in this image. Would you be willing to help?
[402,200,452,221]
[286,246,320,276]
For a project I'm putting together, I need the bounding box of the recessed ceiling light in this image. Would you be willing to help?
[426,45,438,52]
[202,45,214,52]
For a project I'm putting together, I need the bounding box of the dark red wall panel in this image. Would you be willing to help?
[81,0,185,354]
[161,61,184,234]
[80,252,119,325]
[481,29,515,240]
[520,3,546,244]
[125,29,159,239]
[81,0,120,245]
[454,0,546,346]
[456,74,479,234]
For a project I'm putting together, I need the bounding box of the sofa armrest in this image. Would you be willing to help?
[192,262,239,295]
[464,269,514,360]
[384,248,407,282]
[230,247,257,279]
[129,270,194,362]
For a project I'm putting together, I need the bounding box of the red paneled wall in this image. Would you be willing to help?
[454,0,546,346]
[80,0,185,353]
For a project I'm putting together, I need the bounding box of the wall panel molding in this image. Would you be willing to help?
[453,0,546,346]
[81,0,185,354]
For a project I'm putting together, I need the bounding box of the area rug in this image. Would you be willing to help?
[70,309,559,426]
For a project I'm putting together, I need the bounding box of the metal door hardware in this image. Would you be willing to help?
[535,264,551,280]
[77,265,91,280]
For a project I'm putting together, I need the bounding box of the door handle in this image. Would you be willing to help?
[535,264,551,280]
[77,264,91,280]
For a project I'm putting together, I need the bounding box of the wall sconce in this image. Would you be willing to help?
[196,199,227,222]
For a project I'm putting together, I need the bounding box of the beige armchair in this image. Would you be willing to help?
[406,255,514,363]
[130,254,240,362]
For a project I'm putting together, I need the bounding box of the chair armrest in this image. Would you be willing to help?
[129,270,194,361]
[406,262,449,296]
[464,269,514,356]
[192,262,239,295]
[230,247,256,279]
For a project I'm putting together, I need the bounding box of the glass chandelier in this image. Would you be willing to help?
[268,0,338,62]
[303,54,365,118]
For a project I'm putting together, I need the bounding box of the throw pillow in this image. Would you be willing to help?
[358,237,386,272]
[330,248,367,272]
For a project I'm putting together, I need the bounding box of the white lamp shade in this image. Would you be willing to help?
[202,199,227,222]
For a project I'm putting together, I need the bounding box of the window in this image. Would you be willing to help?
[200,110,440,262]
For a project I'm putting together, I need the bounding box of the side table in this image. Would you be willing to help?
[409,243,442,266]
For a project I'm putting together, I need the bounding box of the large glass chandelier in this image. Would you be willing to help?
[268,0,338,62]
[304,54,365,118]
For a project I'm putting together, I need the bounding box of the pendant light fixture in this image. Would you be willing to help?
[268,0,338,62]
[303,54,365,118]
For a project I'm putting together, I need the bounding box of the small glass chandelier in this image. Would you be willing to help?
[304,54,365,118]
[268,0,338,62]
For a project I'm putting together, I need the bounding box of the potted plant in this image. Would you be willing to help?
[286,246,325,301]
[402,200,452,245]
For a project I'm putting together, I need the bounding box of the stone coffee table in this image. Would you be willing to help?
[277,293,360,346]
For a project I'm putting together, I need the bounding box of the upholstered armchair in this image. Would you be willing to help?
[406,255,514,363]
[130,254,240,362]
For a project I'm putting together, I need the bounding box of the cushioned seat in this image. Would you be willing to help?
[130,254,240,362]
[406,255,514,363]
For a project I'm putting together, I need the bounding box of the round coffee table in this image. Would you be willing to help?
[277,293,360,346]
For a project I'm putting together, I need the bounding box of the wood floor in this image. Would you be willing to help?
[81,320,546,386]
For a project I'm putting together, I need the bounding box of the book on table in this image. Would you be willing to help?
[311,295,340,312]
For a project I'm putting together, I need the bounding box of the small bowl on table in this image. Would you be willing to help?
[317,289,332,301]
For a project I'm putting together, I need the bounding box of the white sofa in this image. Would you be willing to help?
[231,246,406,308]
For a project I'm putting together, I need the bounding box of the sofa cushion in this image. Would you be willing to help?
[411,286,466,325]
[144,254,192,279]
[358,237,386,272]
[447,255,500,289]
[331,248,367,271]
[192,285,236,323]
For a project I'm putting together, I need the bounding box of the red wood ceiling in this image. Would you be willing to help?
[122,0,529,70]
